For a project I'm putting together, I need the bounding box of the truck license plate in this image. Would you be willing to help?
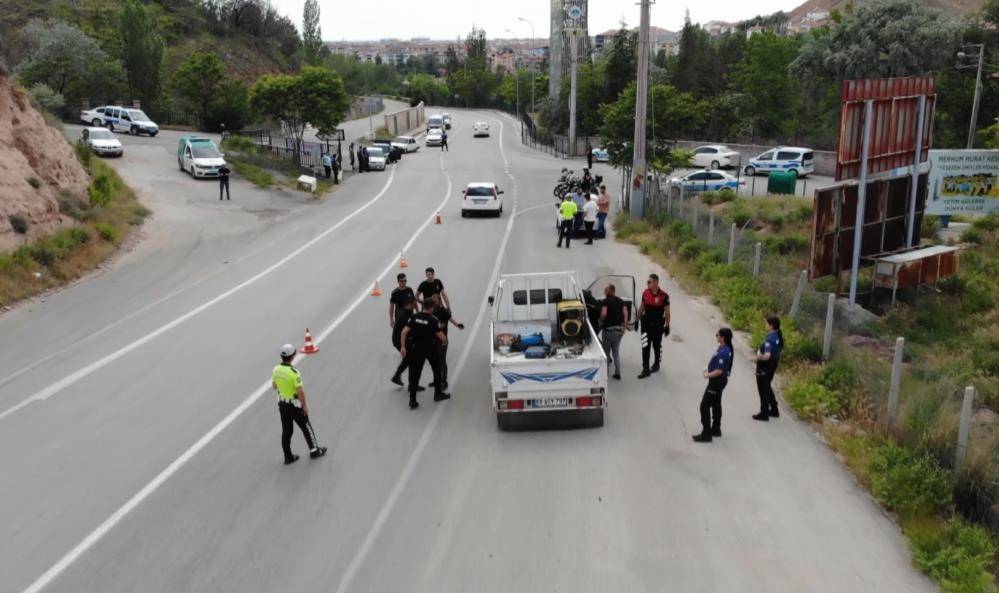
[528,397,572,408]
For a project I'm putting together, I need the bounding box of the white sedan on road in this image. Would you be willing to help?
[691,145,740,169]
[426,129,443,147]
[392,136,419,153]
[461,182,504,217]
[80,127,123,157]
[366,147,387,171]
[473,122,490,137]
[672,170,744,193]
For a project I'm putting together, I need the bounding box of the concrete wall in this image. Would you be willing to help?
[674,140,837,177]
[383,102,425,137]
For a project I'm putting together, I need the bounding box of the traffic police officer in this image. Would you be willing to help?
[753,315,784,421]
[400,298,450,409]
[272,344,327,464]
[430,293,465,390]
[637,273,670,378]
[693,328,734,443]
[556,194,577,248]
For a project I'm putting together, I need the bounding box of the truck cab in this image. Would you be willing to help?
[489,272,617,430]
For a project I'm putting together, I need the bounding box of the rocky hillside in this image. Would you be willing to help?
[0,72,89,251]
[787,0,985,21]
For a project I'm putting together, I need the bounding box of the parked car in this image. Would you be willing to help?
[392,136,419,153]
[591,147,609,162]
[473,121,490,137]
[744,146,814,178]
[80,127,123,157]
[691,144,740,169]
[442,112,452,129]
[366,146,387,170]
[177,136,226,178]
[461,182,504,217]
[671,170,744,193]
[426,129,444,146]
[80,105,158,136]
[371,140,403,162]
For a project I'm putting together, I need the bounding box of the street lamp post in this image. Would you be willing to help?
[518,17,536,114]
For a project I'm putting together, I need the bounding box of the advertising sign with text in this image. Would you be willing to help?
[926,149,999,215]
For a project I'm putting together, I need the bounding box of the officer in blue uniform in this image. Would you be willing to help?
[693,327,734,443]
[753,315,784,421]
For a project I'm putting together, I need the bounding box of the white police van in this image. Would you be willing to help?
[744,147,814,178]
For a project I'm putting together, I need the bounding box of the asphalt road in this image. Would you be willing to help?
[1,111,936,593]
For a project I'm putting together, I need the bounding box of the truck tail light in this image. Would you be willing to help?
[501,400,524,410]
[577,396,602,408]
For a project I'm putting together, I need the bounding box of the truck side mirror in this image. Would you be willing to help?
[487,296,495,307]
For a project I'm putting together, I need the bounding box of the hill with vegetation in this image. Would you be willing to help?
[787,0,984,21]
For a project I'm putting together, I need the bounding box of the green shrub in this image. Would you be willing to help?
[729,204,752,226]
[970,214,998,233]
[29,243,56,266]
[74,140,92,168]
[763,234,809,255]
[701,190,736,206]
[869,442,952,518]
[694,248,725,273]
[961,273,994,314]
[784,378,842,419]
[8,214,28,235]
[910,518,996,593]
[921,215,941,239]
[88,170,116,208]
[666,219,692,240]
[229,160,274,188]
[784,330,823,363]
[818,358,857,393]
[220,135,259,153]
[962,227,983,244]
[95,222,118,243]
[678,239,702,261]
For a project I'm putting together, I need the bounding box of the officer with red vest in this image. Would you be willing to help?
[637,273,671,379]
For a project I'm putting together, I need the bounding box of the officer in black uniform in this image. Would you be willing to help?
[400,298,450,409]
[637,273,671,379]
[430,293,465,390]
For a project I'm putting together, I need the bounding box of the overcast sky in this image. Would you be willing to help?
[270,0,802,42]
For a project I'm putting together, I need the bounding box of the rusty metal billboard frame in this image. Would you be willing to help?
[836,76,935,181]
[809,174,928,280]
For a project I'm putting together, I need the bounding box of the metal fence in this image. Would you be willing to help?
[222,129,341,173]
[521,125,567,158]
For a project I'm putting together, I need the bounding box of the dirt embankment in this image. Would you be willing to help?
[0,73,90,251]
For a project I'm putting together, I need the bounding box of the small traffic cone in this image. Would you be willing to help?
[301,328,319,354]
[435,212,443,225]
[370,281,382,297]
[399,253,408,268]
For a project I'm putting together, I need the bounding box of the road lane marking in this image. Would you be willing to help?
[333,114,514,593]
[20,159,455,593]
[0,171,401,424]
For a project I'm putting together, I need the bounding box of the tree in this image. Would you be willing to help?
[727,31,801,141]
[172,52,226,128]
[250,67,349,165]
[603,28,637,103]
[408,73,449,106]
[300,0,325,66]
[120,0,164,110]
[16,19,125,115]
[205,80,254,132]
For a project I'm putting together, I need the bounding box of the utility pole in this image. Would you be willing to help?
[965,44,986,149]
[629,0,652,218]
[568,30,580,157]
[518,17,536,114]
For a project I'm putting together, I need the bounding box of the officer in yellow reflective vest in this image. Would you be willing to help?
[556,194,578,249]
[272,344,327,465]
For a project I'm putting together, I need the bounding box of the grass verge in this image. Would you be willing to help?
[615,202,999,593]
[221,136,338,198]
[0,152,149,308]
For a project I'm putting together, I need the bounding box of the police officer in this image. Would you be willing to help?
[556,194,577,248]
[218,163,231,201]
[389,272,415,328]
[430,293,465,390]
[272,344,327,464]
[693,327,734,443]
[390,296,421,387]
[598,283,629,379]
[753,315,784,421]
[637,273,670,379]
[417,267,451,310]
[399,298,450,409]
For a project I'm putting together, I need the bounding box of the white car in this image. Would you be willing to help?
[461,182,504,217]
[671,170,744,193]
[426,129,443,146]
[366,146,387,170]
[442,112,452,129]
[178,136,226,178]
[691,145,740,169]
[80,105,159,136]
[745,146,815,178]
[427,114,445,132]
[392,136,419,153]
[80,127,123,157]
[473,121,490,137]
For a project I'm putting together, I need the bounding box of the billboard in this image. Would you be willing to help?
[926,149,999,215]
[836,76,935,181]
[809,174,928,279]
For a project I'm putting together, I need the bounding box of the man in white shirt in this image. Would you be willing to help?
[582,193,598,245]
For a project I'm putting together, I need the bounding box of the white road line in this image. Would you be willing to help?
[21,159,456,593]
[0,171,399,424]
[333,115,514,593]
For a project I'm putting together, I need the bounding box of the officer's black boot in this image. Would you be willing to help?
[433,391,451,402]
[692,431,712,443]
[752,411,770,421]
[409,393,419,409]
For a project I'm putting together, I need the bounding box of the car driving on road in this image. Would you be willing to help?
[371,140,403,163]
[672,170,744,193]
[691,145,740,169]
[442,112,452,129]
[366,146,388,170]
[426,129,443,147]
[392,136,419,153]
[427,114,445,132]
[473,121,490,137]
[591,147,609,162]
[461,182,504,217]
[177,136,226,178]
[80,105,159,136]
[80,127,123,158]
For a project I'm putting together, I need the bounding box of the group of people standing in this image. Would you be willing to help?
[556,182,612,248]
[389,267,464,409]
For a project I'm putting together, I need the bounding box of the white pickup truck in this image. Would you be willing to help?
[488,272,636,430]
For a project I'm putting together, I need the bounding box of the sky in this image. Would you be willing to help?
[270,0,803,42]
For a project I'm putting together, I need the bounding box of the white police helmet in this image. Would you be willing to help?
[280,344,297,358]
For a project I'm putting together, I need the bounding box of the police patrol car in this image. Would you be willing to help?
[671,170,744,193]
[744,146,814,178]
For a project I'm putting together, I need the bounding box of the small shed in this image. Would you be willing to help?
[872,245,961,304]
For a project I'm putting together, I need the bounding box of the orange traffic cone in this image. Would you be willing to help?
[370,281,382,297]
[435,212,443,225]
[301,328,319,354]
[399,253,408,268]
